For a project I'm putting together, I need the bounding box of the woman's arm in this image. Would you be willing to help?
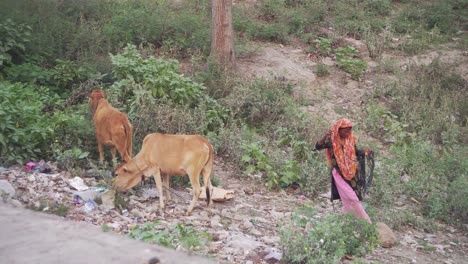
[315,130,332,150]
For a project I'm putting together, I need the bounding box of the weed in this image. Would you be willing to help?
[101,224,112,232]
[128,221,211,251]
[314,37,333,56]
[281,207,378,263]
[315,63,330,77]
[27,199,69,217]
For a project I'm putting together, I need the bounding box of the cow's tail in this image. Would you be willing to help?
[204,141,214,206]
[123,115,133,161]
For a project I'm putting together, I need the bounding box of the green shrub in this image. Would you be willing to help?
[128,221,211,250]
[0,19,32,76]
[335,46,367,79]
[332,0,391,37]
[0,82,55,164]
[281,207,378,263]
[109,44,205,107]
[5,61,52,85]
[222,78,292,126]
[314,37,333,56]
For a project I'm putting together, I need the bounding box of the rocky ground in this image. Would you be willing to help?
[1,158,466,264]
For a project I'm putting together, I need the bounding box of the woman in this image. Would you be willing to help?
[315,118,372,223]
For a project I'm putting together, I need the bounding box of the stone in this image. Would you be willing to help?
[210,215,222,228]
[10,199,23,208]
[0,180,15,198]
[376,222,397,248]
[27,174,36,182]
[262,236,280,245]
[400,173,410,183]
[242,219,254,230]
[226,234,262,251]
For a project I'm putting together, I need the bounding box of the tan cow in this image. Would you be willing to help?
[113,133,214,215]
[90,89,132,164]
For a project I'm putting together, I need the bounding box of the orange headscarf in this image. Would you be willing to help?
[326,119,357,181]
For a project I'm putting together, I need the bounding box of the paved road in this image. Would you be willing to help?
[0,202,214,264]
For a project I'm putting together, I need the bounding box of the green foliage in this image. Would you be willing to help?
[106,44,229,148]
[315,63,330,77]
[385,62,466,144]
[0,82,55,164]
[223,78,292,126]
[335,46,367,79]
[51,59,94,93]
[365,104,414,145]
[101,224,112,232]
[392,1,460,35]
[5,61,52,85]
[313,37,333,56]
[0,19,32,76]
[281,207,378,263]
[28,198,69,217]
[110,44,204,107]
[128,221,211,250]
[241,140,303,189]
[332,0,391,37]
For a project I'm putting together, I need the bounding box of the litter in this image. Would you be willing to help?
[74,195,83,205]
[68,177,89,191]
[198,187,234,201]
[25,162,39,171]
[83,199,97,213]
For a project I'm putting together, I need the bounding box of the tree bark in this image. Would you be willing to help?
[211,0,235,69]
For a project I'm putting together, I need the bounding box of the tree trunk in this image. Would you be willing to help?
[210,0,235,69]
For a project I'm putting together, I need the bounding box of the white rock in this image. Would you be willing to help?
[0,180,15,198]
[226,234,262,251]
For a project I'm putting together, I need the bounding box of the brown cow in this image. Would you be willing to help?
[113,133,214,215]
[90,89,132,164]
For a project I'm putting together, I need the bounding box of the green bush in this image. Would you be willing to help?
[0,19,32,77]
[335,46,367,79]
[0,82,55,164]
[5,62,52,85]
[222,78,292,126]
[281,207,378,263]
[332,0,391,37]
[128,221,211,251]
[109,44,205,107]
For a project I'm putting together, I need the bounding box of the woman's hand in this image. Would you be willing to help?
[363,149,373,156]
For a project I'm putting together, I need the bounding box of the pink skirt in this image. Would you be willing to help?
[332,168,371,223]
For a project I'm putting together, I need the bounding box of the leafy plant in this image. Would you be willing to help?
[0,19,32,71]
[128,221,211,250]
[281,207,378,263]
[0,82,55,164]
[110,44,205,107]
[315,63,330,77]
[313,37,333,56]
[335,45,367,79]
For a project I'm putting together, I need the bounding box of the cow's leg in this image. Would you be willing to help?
[201,167,213,211]
[98,142,104,164]
[162,174,171,205]
[110,146,117,166]
[151,168,164,210]
[186,166,202,215]
[114,127,131,162]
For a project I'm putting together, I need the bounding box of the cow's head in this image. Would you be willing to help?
[113,160,144,191]
[90,89,105,114]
